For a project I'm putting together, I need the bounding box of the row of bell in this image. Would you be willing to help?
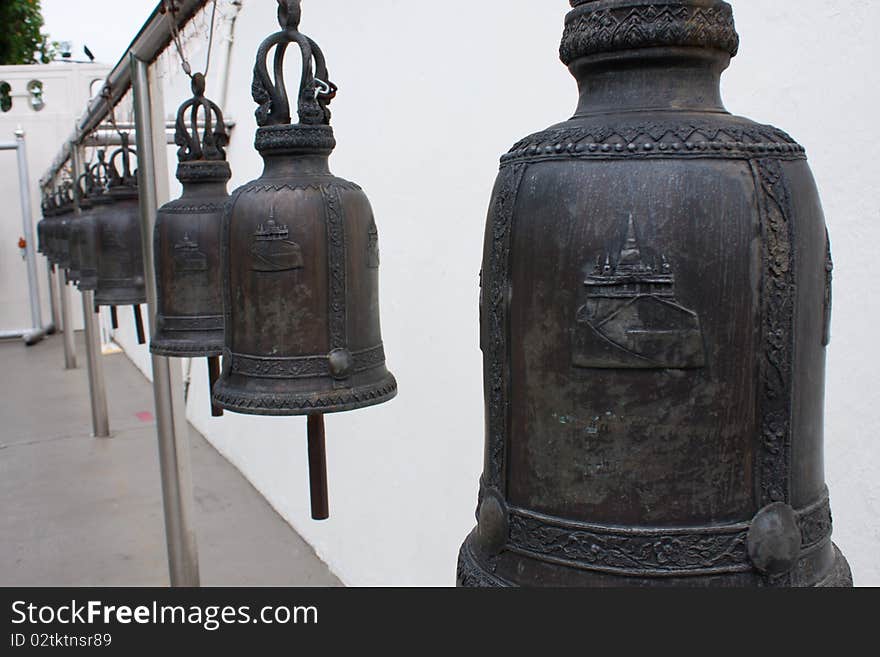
[38,81,394,421]
[35,6,396,522]
[38,139,147,339]
[39,150,145,301]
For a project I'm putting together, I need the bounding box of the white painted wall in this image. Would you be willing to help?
[0,63,109,335]
[105,0,880,586]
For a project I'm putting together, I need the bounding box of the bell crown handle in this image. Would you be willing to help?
[107,133,138,189]
[89,149,112,193]
[175,72,229,163]
[75,170,94,202]
[252,0,338,128]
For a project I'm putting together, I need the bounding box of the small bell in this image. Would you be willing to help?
[152,73,230,418]
[94,135,147,344]
[213,0,397,519]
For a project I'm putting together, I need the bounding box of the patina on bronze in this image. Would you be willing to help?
[213,0,397,519]
[54,183,74,280]
[68,170,95,289]
[151,73,230,418]
[74,157,106,293]
[94,134,147,344]
[37,191,55,264]
[458,0,852,587]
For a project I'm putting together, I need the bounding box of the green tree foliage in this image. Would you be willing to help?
[0,0,55,65]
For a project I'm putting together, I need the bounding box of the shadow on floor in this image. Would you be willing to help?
[0,331,341,587]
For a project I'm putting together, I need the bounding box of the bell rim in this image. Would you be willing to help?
[211,372,398,417]
[150,337,224,359]
[94,294,147,307]
[457,532,854,588]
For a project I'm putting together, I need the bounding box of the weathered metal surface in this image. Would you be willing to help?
[94,138,147,308]
[151,73,229,359]
[213,0,397,417]
[458,0,851,588]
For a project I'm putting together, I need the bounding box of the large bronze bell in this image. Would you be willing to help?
[213,0,397,519]
[54,185,74,279]
[37,192,55,269]
[75,163,101,293]
[94,136,147,343]
[152,73,230,417]
[67,173,94,287]
[458,0,851,587]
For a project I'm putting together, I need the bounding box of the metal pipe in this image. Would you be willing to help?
[1,135,48,344]
[59,280,77,369]
[132,53,200,588]
[0,329,45,340]
[218,0,244,111]
[14,130,44,338]
[40,0,212,187]
[81,291,110,438]
[73,144,110,438]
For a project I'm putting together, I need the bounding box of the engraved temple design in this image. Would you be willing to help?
[573,216,706,370]
[250,205,304,273]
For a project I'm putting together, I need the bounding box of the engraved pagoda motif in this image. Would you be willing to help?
[574,216,705,369]
[250,205,304,273]
[173,233,208,273]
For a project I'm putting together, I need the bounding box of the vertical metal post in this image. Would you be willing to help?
[81,291,110,437]
[131,53,200,587]
[59,276,77,369]
[73,144,110,438]
[47,262,59,334]
[14,130,43,334]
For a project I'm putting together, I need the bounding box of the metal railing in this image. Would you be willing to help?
[40,0,211,187]
[38,0,216,588]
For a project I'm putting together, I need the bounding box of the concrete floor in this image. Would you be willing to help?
[0,331,341,587]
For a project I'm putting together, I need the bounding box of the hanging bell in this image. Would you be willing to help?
[54,184,74,280]
[213,0,397,519]
[458,0,851,587]
[152,73,230,417]
[41,195,58,267]
[75,161,102,292]
[94,135,147,343]
[67,172,94,287]
[37,192,52,262]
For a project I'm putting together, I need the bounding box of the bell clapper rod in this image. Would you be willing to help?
[72,143,109,438]
[307,414,330,521]
[133,305,146,345]
[132,53,200,587]
[59,272,77,370]
[46,261,60,334]
[207,357,223,418]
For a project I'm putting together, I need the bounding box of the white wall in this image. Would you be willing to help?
[0,63,109,334]
[106,0,880,586]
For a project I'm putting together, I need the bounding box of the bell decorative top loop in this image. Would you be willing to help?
[107,133,138,195]
[176,72,229,163]
[173,73,231,184]
[560,0,740,65]
[151,81,233,360]
[251,0,338,154]
[75,170,94,208]
[88,150,112,200]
